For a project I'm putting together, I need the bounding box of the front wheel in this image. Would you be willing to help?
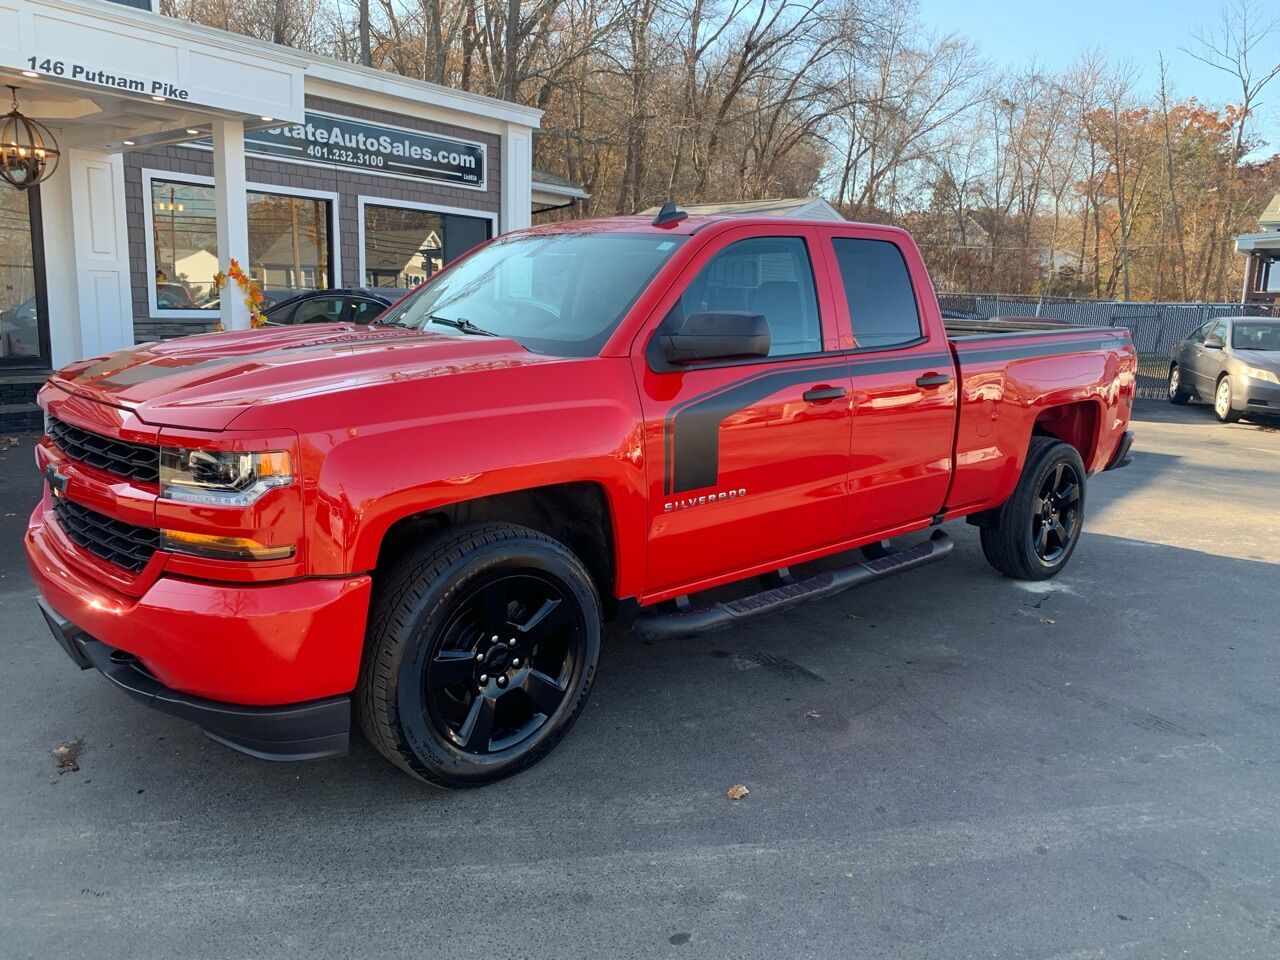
[1214,375,1241,423]
[1167,365,1191,405]
[980,437,1086,580]
[357,522,601,788]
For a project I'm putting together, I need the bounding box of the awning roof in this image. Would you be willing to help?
[1236,231,1280,253]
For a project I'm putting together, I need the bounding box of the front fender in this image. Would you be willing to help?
[298,358,648,596]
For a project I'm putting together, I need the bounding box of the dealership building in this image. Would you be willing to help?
[0,0,586,425]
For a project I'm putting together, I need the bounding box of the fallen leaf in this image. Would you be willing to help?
[726,784,749,800]
[53,739,84,774]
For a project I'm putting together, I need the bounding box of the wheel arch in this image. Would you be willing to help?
[1031,400,1102,471]
[371,482,620,612]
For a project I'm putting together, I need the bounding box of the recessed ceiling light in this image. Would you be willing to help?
[260,116,274,122]
[152,95,165,102]
[186,128,200,135]
[21,71,38,78]
[122,140,135,146]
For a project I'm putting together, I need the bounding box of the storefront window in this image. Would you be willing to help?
[1,187,44,362]
[362,204,491,288]
[248,193,331,303]
[150,179,332,311]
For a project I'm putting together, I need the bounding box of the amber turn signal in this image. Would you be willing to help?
[160,529,295,562]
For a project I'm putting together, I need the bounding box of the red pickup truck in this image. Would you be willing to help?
[26,206,1136,787]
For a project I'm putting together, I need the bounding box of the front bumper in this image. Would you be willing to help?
[26,510,372,706]
[1237,376,1280,412]
[39,600,350,760]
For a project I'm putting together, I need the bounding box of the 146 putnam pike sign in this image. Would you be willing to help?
[248,113,486,189]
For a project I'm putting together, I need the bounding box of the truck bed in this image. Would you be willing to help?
[943,316,1070,337]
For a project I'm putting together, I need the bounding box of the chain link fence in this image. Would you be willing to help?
[937,293,1280,398]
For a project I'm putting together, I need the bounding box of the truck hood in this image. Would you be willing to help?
[50,324,550,430]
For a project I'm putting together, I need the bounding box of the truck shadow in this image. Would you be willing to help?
[34,525,1277,845]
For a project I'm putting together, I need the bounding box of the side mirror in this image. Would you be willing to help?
[660,310,771,365]
[1204,335,1224,350]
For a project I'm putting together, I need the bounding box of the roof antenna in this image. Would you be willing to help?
[651,201,688,228]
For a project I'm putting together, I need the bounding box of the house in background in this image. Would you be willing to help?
[1236,191,1280,305]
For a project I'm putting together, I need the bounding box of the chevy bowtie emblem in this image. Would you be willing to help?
[44,463,68,498]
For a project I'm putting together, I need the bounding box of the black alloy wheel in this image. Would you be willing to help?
[1031,461,1081,564]
[980,436,1087,580]
[358,523,600,788]
[422,572,585,757]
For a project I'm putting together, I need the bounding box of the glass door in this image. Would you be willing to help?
[0,186,49,367]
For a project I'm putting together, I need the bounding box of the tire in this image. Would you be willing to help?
[1213,375,1241,423]
[1167,364,1191,405]
[980,437,1086,581]
[357,522,601,788]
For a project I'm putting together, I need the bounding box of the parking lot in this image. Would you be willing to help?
[1,398,1278,960]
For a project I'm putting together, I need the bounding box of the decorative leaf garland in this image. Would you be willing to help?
[211,258,268,330]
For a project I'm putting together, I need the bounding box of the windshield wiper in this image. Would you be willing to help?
[427,315,497,337]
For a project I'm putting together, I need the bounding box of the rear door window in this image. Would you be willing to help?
[350,298,388,324]
[292,297,348,324]
[831,238,923,349]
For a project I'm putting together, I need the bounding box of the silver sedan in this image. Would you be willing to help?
[1168,317,1280,422]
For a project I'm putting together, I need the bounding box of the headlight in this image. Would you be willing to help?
[1240,365,1280,385]
[160,448,293,506]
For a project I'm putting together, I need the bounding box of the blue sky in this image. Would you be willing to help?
[917,0,1280,149]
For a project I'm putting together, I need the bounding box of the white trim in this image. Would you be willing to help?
[304,65,540,130]
[500,124,532,233]
[356,194,497,288]
[141,167,343,321]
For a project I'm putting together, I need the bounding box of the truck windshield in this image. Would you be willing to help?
[380,231,686,356]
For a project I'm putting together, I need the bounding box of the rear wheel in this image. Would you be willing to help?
[1167,365,1191,405]
[357,523,600,788]
[980,437,1086,581]
[1214,375,1241,423]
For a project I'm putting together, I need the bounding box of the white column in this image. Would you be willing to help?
[212,119,251,330]
[500,123,533,235]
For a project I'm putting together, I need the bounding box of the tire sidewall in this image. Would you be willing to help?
[1214,376,1236,422]
[384,537,600,786]
[1020,442,1086,576]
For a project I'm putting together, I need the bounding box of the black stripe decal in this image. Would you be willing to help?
[957,336,1128,364]
[664,362,847,495]
[848,351,952,377]
[660,334,1127,495]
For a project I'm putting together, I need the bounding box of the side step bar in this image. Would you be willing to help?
[633,530,954,640]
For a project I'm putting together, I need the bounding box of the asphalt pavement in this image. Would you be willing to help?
[1,400,1278,959]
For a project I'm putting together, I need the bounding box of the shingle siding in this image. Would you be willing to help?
[124,95,501,343]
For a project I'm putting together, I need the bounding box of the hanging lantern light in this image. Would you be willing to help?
[1,87,61,190]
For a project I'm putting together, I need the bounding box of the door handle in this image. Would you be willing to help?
[802,385,847,402]
[915,372,952,388]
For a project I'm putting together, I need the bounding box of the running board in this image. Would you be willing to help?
[633,530,954,640]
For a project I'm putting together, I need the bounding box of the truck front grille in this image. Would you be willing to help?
[52,498,160,573]
[47,417,160,484]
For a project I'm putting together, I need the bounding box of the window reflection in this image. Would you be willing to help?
[150,179,332,311]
